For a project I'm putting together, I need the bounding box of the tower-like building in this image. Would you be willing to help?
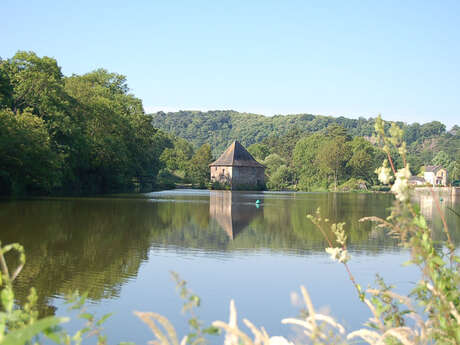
[209,141,265,189]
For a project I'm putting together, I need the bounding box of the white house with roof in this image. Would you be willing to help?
[423,165,448,186]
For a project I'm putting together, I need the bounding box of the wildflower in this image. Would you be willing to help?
[375,161,393,185]
[269,336,294,345]
[331,222,347,246]
[398,142,407,157]
[325,247,350,263]
[391,166,411,202]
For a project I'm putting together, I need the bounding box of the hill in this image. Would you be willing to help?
[149,110,456,158]
[149,110,378,155]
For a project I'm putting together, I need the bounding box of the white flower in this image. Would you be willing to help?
[325,247,350,263]
[269,336,294,345]
[375,165,393,185]
[391,166,411,202]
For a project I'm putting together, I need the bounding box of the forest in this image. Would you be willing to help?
[151,110,460,191]
[0,51,175,195]
[1,51,459,195]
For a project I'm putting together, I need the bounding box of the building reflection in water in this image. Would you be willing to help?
[419,194,434,220]
[417,189,458,221]
[414,189,460,244]
[209,191,263,239]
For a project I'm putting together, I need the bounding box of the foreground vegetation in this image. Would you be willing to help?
[1,119,459,344]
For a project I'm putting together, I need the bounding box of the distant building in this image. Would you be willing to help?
[209,141,265,189]
[423,165,448,186]
[408,176,425,186]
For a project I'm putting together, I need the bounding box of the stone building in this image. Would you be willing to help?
[209,141,265,189]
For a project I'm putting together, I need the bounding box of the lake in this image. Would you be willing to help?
[1,190,459,344]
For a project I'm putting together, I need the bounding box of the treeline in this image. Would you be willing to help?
[1,51,458,195]
[150,111,460,191]
[0,51,177,195]
[254,125,459,190]
[149,110,454,156]
[246,125,383,190]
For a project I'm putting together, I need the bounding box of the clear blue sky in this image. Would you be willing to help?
[1,0,459,128]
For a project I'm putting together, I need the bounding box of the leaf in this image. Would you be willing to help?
[79,312,94,321]
[1,316,68,345]
[188,318,199,329]
[203,326,220,335]
[402,260,413,267]
[1,287,14,313]
[189,295,200,307]
[431,256,445,267]
[96,312,113,326]
[43,327,62,344]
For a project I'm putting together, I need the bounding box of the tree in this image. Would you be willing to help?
[432,151,451,168]
[262,154,286,177]
[3,51,68,117]
[0,51,171,195]
[161,137,194,172]
[293,133,327,191]
[316,136,352,191]
[0,59,13,109]
[347,137,383,184]
[0,109,61,194]
[187,144,213,187]
[268,165,293,190]
[420,121,446,138]
[247,143,270,162]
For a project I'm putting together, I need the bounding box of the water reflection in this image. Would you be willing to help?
[209,191,263,239]
[413,191,460,243]
[0,191,458,320]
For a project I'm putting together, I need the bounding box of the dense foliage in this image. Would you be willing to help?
[1,51,458,194]
[150,110,460,190]
[0,51,171,195]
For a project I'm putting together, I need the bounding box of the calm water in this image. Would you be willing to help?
[1,190,459,344]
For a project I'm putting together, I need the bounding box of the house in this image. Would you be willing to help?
[408,176,425,186]
[423,165,448,186]
[209,141,265,189]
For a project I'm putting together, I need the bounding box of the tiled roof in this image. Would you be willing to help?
[209,141,265,168]
[425,165,442,173]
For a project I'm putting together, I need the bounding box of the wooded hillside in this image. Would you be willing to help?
[149,110,457,160]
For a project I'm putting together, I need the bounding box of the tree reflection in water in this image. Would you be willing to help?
[0,191,458,316]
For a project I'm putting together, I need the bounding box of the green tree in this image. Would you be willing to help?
[262,153,286,177]
[316,136,352,190]
[161,137,194,172]
[268,165,293,190]
[247,143,270,162]
[2,51,67,117]
[432,150,451,167]
[347,137,383,184]
[293,133,327,191]
[0,109,61,194]
[420,121,446,138]
[187,144,213,187]
[0,51,171,195]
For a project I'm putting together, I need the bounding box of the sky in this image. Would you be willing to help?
[1,0,459,128]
